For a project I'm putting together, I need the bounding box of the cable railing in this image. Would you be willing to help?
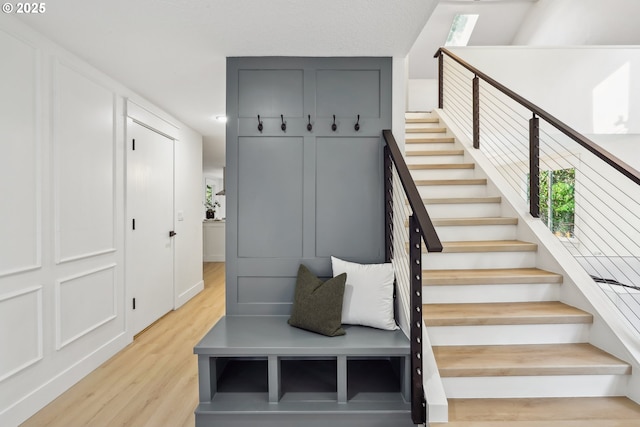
[382,129,442,425]
[435,47,640,334]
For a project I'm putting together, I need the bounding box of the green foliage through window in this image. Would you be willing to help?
[206,185,213,206]
[539,168,575,237]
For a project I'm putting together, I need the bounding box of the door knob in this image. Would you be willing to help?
[169,231,177,237]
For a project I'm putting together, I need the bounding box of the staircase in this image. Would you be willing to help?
[405,112,640,425]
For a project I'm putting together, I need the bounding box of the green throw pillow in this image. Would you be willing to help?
[288,264,347,337]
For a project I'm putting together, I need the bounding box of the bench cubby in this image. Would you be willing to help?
[194,315,415,427]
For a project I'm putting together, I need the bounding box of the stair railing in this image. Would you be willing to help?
[383,129,443,424]
[435,47,640,335]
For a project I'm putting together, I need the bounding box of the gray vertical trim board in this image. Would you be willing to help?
[268,356,281,403]
[226,57,392,315]
[337,355,347,404]
[198,355,214,403]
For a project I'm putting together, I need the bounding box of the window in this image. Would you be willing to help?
[445,14,479,47]
[539,168,575,238]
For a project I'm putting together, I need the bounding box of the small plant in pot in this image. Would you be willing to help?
[204,200,221,219]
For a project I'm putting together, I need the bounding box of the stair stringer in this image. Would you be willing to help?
[433,108,640,405]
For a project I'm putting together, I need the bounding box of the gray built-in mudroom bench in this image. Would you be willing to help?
[194,315,414,427]
[201,56,414,426]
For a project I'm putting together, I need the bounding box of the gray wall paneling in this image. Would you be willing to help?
[226,57,392,315]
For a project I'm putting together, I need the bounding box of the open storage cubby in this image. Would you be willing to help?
[347,357,405,402]
[215,358,268,394]
[194,316,414,427]
[280,358,338,402]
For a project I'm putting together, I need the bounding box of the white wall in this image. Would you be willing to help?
[392,56,408,151]
[447,46,640,135]
[0,15,202,426]
[174,123,205,308]
[513,0,640,46]
[408,79,438,112]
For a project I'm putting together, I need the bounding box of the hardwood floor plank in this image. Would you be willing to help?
[20,262,225,427]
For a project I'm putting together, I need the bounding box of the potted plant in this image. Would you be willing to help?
[205,200,221,219]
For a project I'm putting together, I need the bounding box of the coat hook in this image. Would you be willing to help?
[332,115,337,132]
[257,115,263,132]
[281,114,286,132]
[354,114,360,131]
[307,114,313,131]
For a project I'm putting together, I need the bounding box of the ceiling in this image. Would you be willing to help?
[408,0,537,80]
[16,0,536,174]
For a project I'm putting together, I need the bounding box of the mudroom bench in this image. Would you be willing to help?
[193,315,414,427]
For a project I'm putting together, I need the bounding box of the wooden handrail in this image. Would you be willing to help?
[435,47,640,186]
[383,129,443,252]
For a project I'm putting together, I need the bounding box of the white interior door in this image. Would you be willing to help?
[128,120,175,335]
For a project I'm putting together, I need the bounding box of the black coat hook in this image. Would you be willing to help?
[331,115,337,132]
[281,114,286,132]
[257,115,263,132]
[354,114,360,131]
[307,115,312,131]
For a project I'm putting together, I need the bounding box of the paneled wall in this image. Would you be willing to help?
[226,57,392,315]
[0,15,203,426]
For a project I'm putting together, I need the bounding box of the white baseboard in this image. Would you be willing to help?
[175,280,204,309]
[1,332,128,427]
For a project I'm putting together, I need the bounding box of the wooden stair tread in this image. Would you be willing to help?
[423,301,593,326]
[405,117,440,123]
[431,217,517,226]
[423,196,501,204]
[409,163,475,170]
[422,268,563,285]
[416,178,487,186]
[406,127,447,133]
[441,240,537,253]
[430,397,640,426]
[433,343,631,377]
[406,149,463,156]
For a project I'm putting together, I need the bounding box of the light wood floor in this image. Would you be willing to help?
[21,262,226,427]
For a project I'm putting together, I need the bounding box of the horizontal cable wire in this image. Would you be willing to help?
[440,57,640,335]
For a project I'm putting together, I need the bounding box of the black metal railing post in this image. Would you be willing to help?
[409,215,425,425]
[529,114,540,218]
[384,145,393,263]
[472,75,480,149]
[436,47,640,186]
[438,52,444,110]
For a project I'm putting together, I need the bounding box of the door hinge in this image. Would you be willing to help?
[132,298,136,310]
[132,138,136,150]
[132,218,136,230]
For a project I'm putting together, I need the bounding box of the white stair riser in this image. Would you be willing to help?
[441,375,629,399]
[404,140,462,153]
[427,324,591,346]
[423,283,561,304]
[434,224,517,241]
[406,132,448,139]
[423,252,537,270]
[406,123,442,130]
[418,184,487,198]
[409,168,476,180]
[406,155,464,165]
[406,112,432,120]
[424,203,502,218]
[405,142,457,151]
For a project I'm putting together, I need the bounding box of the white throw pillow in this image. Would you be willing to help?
[331,256,398,331]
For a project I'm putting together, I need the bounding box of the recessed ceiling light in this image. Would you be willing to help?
[215,115,228,123]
